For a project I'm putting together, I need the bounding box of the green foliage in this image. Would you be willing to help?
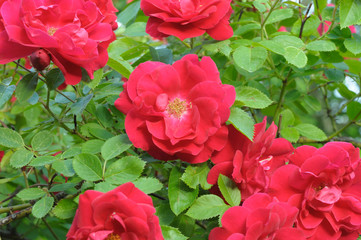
[32,196,54,218]
[17,188,46,201]
[73,153,103,181]
[104,156,145,184]
[52,199,77,219]
[101,134,132,160]
[218,175,241,207]
[15,72,38,103]
[181,163,212,190]
[0,127,24,148]
[186,195,230,220]
[161,226,187,240]
[228,107,255,141]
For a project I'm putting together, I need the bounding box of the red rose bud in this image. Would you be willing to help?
[30,49,51,71]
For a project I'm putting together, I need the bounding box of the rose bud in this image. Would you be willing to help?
[30,49,51,71]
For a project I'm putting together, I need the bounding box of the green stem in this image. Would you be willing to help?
[22,170,29,189]
[42,218,60,240]
[322,87,337,132]
[260,0,281,40]
[327,109,361,141]
[0,203,32,214]
[273,69,292,121]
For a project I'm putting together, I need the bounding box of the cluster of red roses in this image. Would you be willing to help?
[1,0,361,239]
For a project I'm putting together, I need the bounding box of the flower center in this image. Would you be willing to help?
[315,186,341,204]
[105,233,121,240]
[47,27,57,36]
[166,98,191,119]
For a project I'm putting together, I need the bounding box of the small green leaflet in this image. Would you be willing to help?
[32,196,54,218]
[228,107,255,141]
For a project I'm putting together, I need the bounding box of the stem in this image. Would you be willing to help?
[322,87,337,132]
[273,69,292,121]
[22,170,29,189]
[40,100,88,141]
[0,203,32,214]
[0,207,32,226]
[327,109,361,141]
[333,92,361,117]
[42,218,60,240]
[317,2,339,39]
[298,3,312,39]
[260,0,281,40]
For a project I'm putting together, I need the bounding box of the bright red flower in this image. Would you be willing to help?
[269,142,361,239]
[0,0,117,85]
[66,182,164,240]
[115,54,235,163]
[207,118,294,201]
[141,0,233,41]
[209,193,306,240]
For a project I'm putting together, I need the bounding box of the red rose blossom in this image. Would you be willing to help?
[66,182,164,240]
[0,0,117,85]
[269,142,361,239]
[209,193,306,240]
[115,54,236,163]
[141,0,233,41]
[207,118,294,200]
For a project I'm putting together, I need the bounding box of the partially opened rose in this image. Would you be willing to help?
[141,0,233,41]
[0,0,116,85]
[207,118,294,200]
[269,142,361,239]
[209,193,306,240]
[66,182,164,240]
[115,54,236,163]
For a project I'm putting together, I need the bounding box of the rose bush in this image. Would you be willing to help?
[66,182,163,240]
[209,193,306,240]
[269,142,361,239]
[207,118,294,200]
[140,0,233,40]
[0,0,116,85]
[115,54,235,163]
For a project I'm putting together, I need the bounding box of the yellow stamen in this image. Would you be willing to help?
[47,27,57,36]
[166,97,191,119]
[105,233,121,240]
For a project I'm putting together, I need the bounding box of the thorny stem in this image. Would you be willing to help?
[0,203,32,214]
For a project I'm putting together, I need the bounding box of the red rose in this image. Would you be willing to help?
[141,0,233,41]
[0,0,116,85]
[269,142,361,239]
[209,193,306,240]
[207,118,294,200]
[66,182,164,240]
[115,54,235,163]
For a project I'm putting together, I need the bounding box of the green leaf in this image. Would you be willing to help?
[266,8,294,24]
[233,46,267,72]
[228,107,255,141]
[279,109,295,128]
[133,177,163,194]
[284,46,308,68]
[149,47,174,64]
[31,130,53,151]
[294,124,327,141]
[337,83,356,99]
[180,163,212,190]
[0,84,16,109]
[96,105,113,128]
[82,139,104,154]
[104,156,145,184]
[52,160,75,177]
[29,156,57,167]
[280,127,300,143]
[273,35,305,49]
[203,40,232,57]
[344,34,361,55]
[101,134,132,161]
[320,51,344,63]
[87,69,103,90]
[161,226,187,240]
[168,167,199,216]
[52,199,77,219]
[258,40,285,55]
[324,69,345,82]
[124,22,147,37]
[17,188,46,201]
[94,182,117,193]
[0,128,24,148]
[32,196,54,218]
[15,72,38,103]
[218,175,241,207]
[73,153,102,181]
[347,101,361,121]
[55,92,76,104]
[186,195,230,220]
[49,183,77,193]
[45,69,65,90]
[107,56,133,79]
[67,94,93,116]
[117,1,140,26]
[235,86,272,109]
[340,0,361,29]
[61,147,81,159]
[10,149,33,168]
[306,40,337,52]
